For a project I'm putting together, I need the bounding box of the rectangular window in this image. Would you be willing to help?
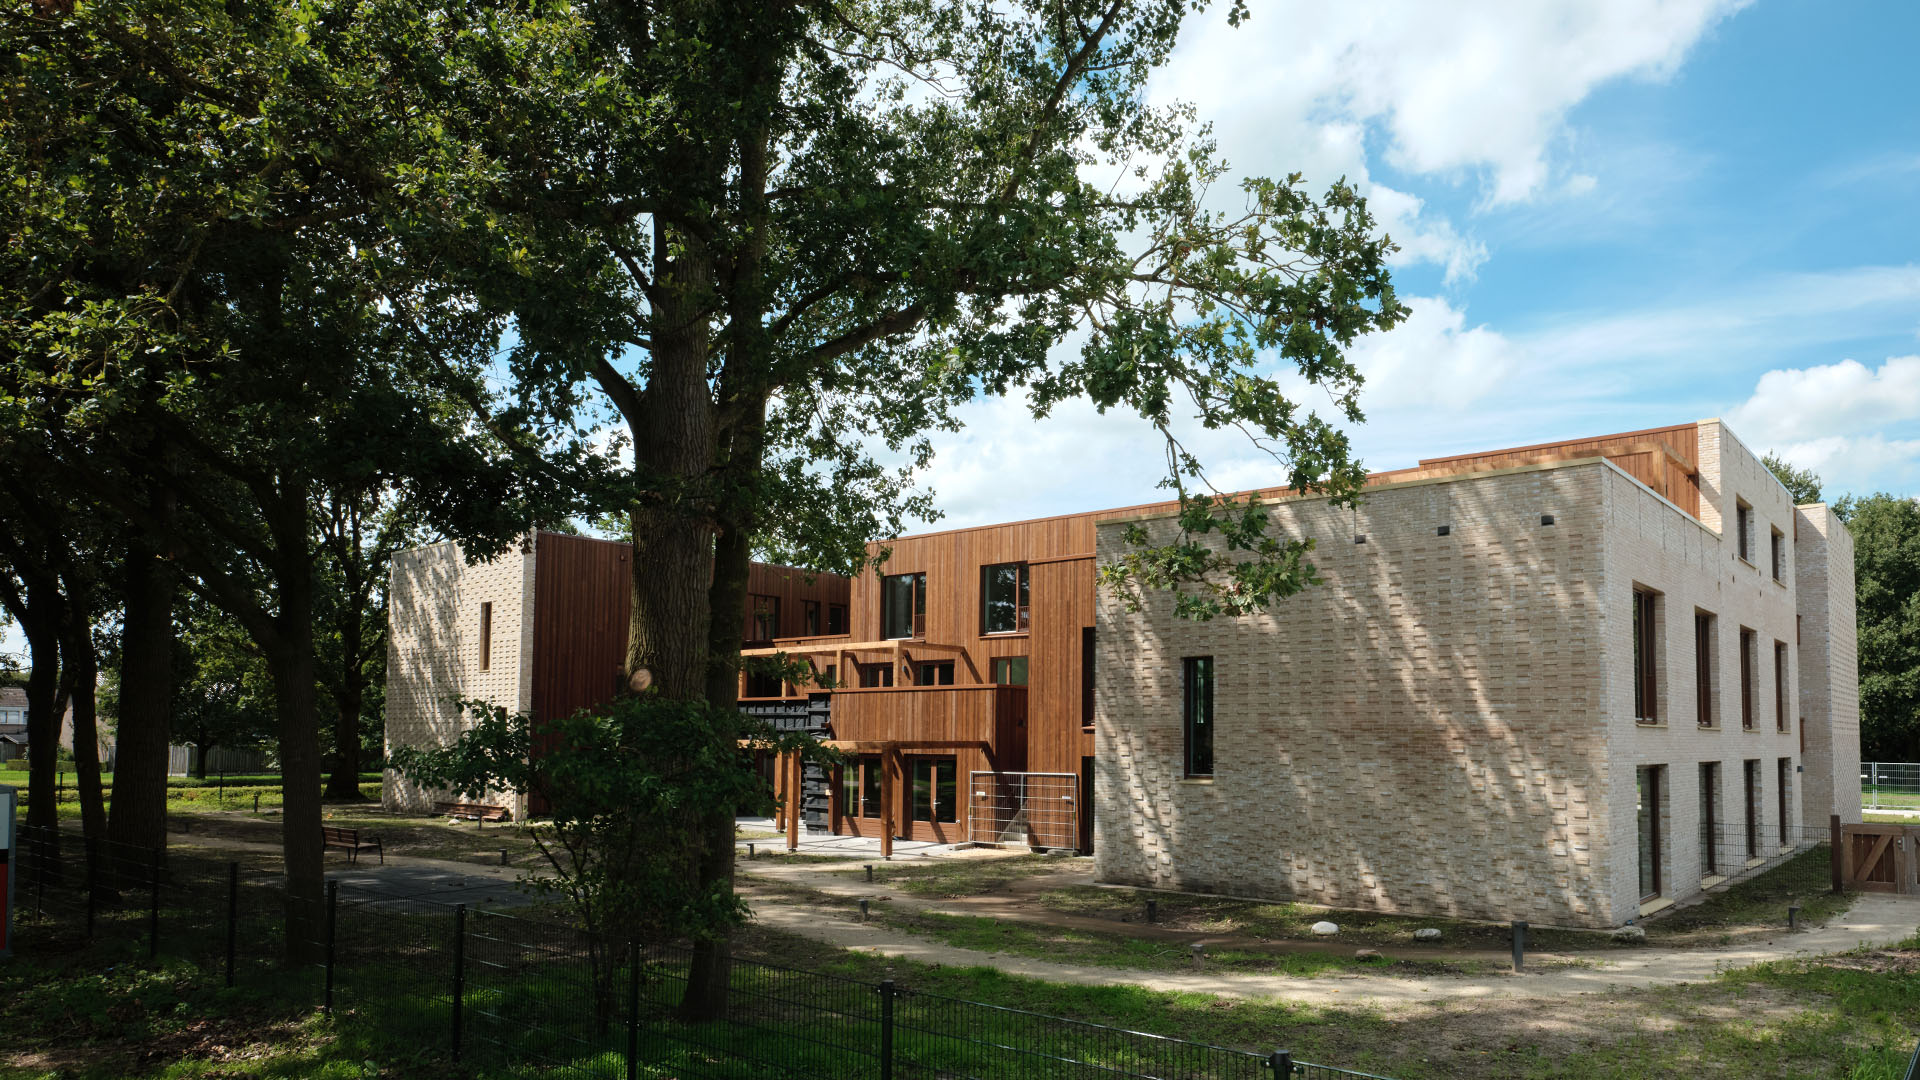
[1774,642,1789,733]
[1183,657,1215,777]
[1743,760,1760,860]
[1736,501,1754,561]
[1771,529,1785,581]
[980,562,1031,634]
[827,604,848,635]
[910,756,957,823]
[839,763,858,820]
[1694,612,1716,727]
[860,755,881,819]
[1699,762,1719,877]
[1633,589,1659,723]
[881,572,926,640]
[804,600,821,636]
[1777,758,1791,845]
[860,662,894,688]
[915,660,955,686]
[748,594,781,641]
[990,656,1028,686]
[1739,629,1756,730]
[1081,627,1096,730]
[1637,765,1663,901]
[478,602,492,671]
[745,662,785,698]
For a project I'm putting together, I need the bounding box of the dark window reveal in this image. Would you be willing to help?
[981,562,1031,634]
[1739,629,1757,730]
[881,573,926,640]
[827,604,848,635]
[1694,612,1715,727]
[1637,765,1663,900]
[860,662,894,688]
[1744,759,1760,859]
[915,660,955,686]
[1633,590,1659,723]
[1081,626,1096,729]
[1699,762,1719,876]
[1774,642,1789,732]
[1736,502,1754,561]
[748,594,781,641]
[1777,758,1791,844]
[1184,657,1214,777]
[1771,530,1785,581]
[479,602,492,672]
[804,600,821,636]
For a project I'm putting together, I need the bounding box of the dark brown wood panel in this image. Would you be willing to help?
[530,532,633,726]
[745,563,852,643]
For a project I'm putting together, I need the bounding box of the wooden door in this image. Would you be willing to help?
[1840,824,1917,893]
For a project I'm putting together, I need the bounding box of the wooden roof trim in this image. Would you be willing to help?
[1413,422,1698,467]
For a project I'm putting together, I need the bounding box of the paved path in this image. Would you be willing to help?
[170,831,544,908]
[738,861,1920,1005]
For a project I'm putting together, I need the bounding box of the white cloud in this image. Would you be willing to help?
[1366,186,1489,284]
[1348,296,1517,411]
[1159,0,1749,206]
[1727,356,1920,444]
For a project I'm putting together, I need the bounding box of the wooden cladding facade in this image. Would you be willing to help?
[744,562,853,643]
[1371,423,1702,518]
[531,533,632,731]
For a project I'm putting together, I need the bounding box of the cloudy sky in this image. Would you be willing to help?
[908,0,1920,531]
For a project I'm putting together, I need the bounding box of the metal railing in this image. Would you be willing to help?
[12,824,1393,1080]
[967,771,1078,850]
[1863,763,1920,813]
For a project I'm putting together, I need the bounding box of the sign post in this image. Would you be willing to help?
[0,785,15,959]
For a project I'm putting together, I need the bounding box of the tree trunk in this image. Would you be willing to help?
[324,663,366,800]
[61,604,108,845]
[18,576,61,834]
[109,540,176,850]
[267,552,326,964]
[193,742,210,780]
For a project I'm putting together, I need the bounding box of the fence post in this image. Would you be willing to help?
[1268,1049,1293,1076]
[451,904,467,1063]
[1831,814,1843,894]
[226,862,239,988]
[324,881,339,1015]
[626,940,640,1080]
[878,980,895,1080]
[1511,920,1528,973]
[148,847,162,960]
[1871,763,1879,811]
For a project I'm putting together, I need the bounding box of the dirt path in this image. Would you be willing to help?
[737,861,1920,1004]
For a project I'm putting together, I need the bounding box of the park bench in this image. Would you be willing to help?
[320,825,384,865]
[435,801,510,824]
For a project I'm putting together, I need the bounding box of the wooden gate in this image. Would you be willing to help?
[1841,823,1920,894]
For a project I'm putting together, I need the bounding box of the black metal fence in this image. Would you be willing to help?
[11,826,1395,1080]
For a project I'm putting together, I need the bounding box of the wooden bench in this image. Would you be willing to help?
[435,801,510,824]
[320,825,383,865]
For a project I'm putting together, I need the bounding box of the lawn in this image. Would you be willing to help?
[173,809,549,869]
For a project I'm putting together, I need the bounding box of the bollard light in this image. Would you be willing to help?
[1788,905,1801,931]
[860,899,870,921]
[1511,920,1528,973]
[500,849,509,867]
[866,864,874,883]
[1191,943,1204,968]
[747,843,755,859]
[1146,899,1158,923]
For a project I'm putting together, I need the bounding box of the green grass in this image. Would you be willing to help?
[847,853,1084,897]
[1642,845,1854,945]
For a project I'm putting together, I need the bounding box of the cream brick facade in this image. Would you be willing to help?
[1094,421,1858,929]
[383,539,536,817]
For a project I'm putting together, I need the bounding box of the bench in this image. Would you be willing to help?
[435,801,510,824]
[321,825,384,865]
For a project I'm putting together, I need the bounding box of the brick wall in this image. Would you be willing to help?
[1094,461,1621,927]
[382,539,536,816]
[1795,503,1861,825]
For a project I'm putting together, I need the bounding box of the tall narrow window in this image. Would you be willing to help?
[1183,657,1214,777]
[1081,627,1096,730]
[1774,642,1789,732]
[1694,612,1716,727]
[1771,529,1785,581]
[804,600,821,636]
[747,594,782,641]
[478,602,493,672]
[1699,762,1719,877]
[980,562,1031,634]
[990,656,1028,686]
[1736,501,1754,561]
[1637,765,1663,900]
[1777,757,1791,845]
[881,572,926,639]
[1743,760,1760,860]
[827,604,848,635]
[910,756,957,823]
[1633,589,1659,723]
[1739,629,1756,730]
[860,755,881,818]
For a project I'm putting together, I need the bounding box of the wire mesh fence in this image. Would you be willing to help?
[10,825,1395,1080]
[1864,763,1920,813]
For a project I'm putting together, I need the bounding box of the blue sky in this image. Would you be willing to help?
[910,0,1920,531]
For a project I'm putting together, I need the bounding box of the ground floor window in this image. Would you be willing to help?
[1637,765,1664,901]
[1777,757,1792,845]
[1699,762,1719,876]
[1744,759,1761,859]
[861,662,894,688]
[839,755,882,820]
[991,656,1028,685]
[910,756,957,823]
[916,660,955,685]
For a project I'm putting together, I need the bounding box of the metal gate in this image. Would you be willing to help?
[968,772,1079,851]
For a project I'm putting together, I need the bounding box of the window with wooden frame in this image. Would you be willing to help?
[744,662,785,699]
[881,572,926,640]
[1736,500,1754,562]
[915,660,955,686]
[1632,589,1660,723]
[860,662,894,688]
[1743,759,1760,859]
[478,602,493,672]
[747,594,781,641]
[1694,611,1717,727]
[1698,762,1719,877]
[827,604,848,635]
[803,600,821,636]
[844,755,879,819]
[1770,528,1786,582]
[990,656,1028,686]
[1776,757,1791,845]
[1183,656,1215,777]
[1773,641,1789,732]
[1081,627,1096,730]
[1739,628,1757,730]
[909,756,957,823]
[980,562,1031,634]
